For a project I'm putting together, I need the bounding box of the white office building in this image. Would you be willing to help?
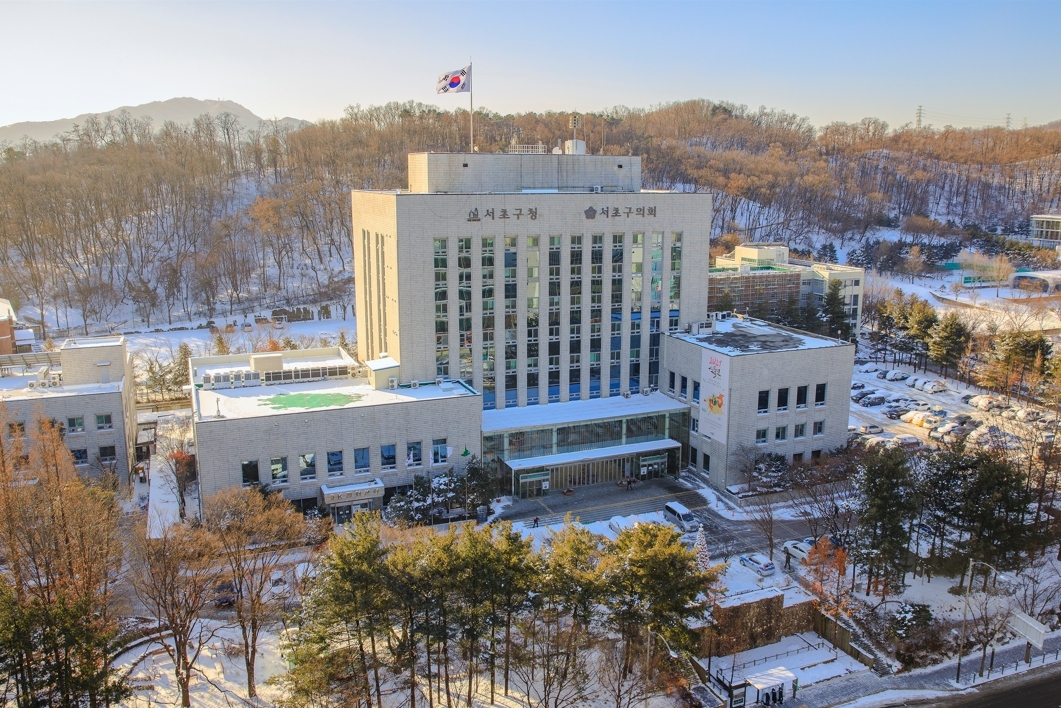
[188,347,482,521]
[0,337,137,482]
[661,313,855,489]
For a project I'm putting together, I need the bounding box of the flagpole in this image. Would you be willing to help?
[469,61,474,152]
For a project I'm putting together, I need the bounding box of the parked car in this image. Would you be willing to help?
[907,377,921,389]
[885,409,904,420]
[886,394,910,404]
[214,581,236,608]
[851,390,875,402]
[1016,408,1041,422]
[916,523,937,537]
[851,382,866,391]
[953,414,972,425]
[876,370,889,379]
[857,363,879,373]
[886,370,910,381]
[892,434,922,451]
[914,402,932,412]
[961,394,974,404]
[859,424,883,435]
[860,395,886,407]
[782,540,814,562]
[739,553,776,576]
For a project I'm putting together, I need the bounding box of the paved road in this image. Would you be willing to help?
[931,660,1061,708]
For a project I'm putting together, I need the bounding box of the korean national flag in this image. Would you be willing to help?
[436,65,471,94]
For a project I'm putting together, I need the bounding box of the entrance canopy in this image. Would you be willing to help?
[504,439,680,471]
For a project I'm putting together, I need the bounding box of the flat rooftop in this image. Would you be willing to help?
[61,336,125,349]
[0,378,123,401]
[670,318,849,356]
[195,377,479,422]
[193,353,351,378]
[482,391,688,434]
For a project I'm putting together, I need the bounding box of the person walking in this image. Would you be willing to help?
[533,516,539,528]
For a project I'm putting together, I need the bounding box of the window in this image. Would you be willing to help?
[792,452,804,464]
[381,445,397,471]
[98,446,117,463]
[756,428,768,445]
[690,448,698,467]
[96,414,113,431]
[813,421,825,436]
[757,390,770,414]
[811,449,822,460]
[691,417,699,433]
[796,385,808,409]
[703,453,710,472]
[354,447,370,474]
[680,376,688,399]
[815,383,826,406]
[299,453,316,482]
[407,442,423,468]
[327,451,343,477]
[241,460,259,486]
[692,380,700,402]
[775,426,787,441]
[270,456,289,485]
[777,388,789,412]
[71,448,88,466]
[432,438,448,465]
[7,422,24,438]
[794,423,806,439]
[67,416,85,433]
[668,371,676,392]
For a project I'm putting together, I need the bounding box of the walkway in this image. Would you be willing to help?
[795,630,1061,707]
[494,476,705,527]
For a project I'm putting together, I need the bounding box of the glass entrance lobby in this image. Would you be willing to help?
[506,439,680,499]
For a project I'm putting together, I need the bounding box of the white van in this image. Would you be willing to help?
[663,502,700,533]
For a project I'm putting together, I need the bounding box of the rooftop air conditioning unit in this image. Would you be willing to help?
[435,376,444,386]
[388,377,398,390]
[410,380,420,389]
[591,185,601,194]
[27,381,37,389]
[622,390,631,398]
[49,373,62,387]
[201,373,213,388]
[642,387,651,396]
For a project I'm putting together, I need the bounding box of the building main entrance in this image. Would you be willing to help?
[512,447,676,499]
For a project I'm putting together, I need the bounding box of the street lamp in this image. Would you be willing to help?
[955,558,1004,683]
[645,628,679,708]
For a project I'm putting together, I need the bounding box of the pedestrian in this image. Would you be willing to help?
[533,516,539,528]
[784,546,792,570]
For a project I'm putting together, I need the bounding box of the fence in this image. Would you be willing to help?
[813,613,876,669]
[728,641,827,673]
[969,646,1061,685]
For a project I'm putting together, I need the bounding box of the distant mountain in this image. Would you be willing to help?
[0,97,310,145]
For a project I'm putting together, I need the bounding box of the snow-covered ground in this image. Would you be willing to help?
[704,632,868,690]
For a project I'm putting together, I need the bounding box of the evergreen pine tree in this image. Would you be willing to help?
[821,279,851,339]
[693,526,711,571]
[927,312,971,378]
[715,289,735,313]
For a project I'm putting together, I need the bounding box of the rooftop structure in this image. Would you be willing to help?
[670,316,848,356]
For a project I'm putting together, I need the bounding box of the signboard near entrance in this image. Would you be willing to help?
[700,350,731,443]
[1009,609,1047,649]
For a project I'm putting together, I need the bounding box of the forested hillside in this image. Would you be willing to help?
[2,99,1060,337]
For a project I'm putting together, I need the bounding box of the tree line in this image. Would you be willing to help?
[279,512,721,708]
[3,100,1061,337]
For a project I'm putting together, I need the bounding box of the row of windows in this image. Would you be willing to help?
[688,447,823,473]
[71,446,117,465]
[7,414,113,438]
[241,439,449,487]
[666,372,701,401]
[755,421,825,444]
[757,384,826,414]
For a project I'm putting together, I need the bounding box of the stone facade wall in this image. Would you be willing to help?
[711,594,816,655]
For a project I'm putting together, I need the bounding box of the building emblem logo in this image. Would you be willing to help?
[584,206,597,219]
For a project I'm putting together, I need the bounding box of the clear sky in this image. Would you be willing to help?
[2,0,1059,131]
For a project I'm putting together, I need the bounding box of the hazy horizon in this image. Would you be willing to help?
[2,0,1060,131]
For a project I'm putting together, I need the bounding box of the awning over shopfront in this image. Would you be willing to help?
[504,439,681,471]
[320,478,385,505]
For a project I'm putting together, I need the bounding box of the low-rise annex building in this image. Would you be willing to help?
[712,243,864,329]
[661,313,855,489]
[188,347,482,523]
[0,336,137,482]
